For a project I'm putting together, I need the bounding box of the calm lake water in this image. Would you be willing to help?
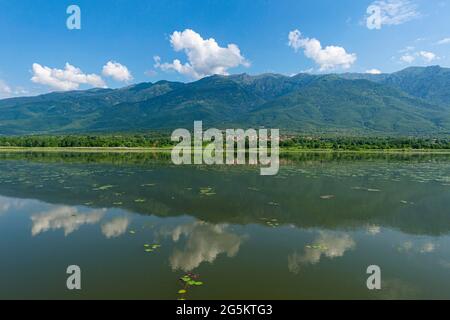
[0,152,450,299]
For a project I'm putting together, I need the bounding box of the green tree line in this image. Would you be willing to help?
[0,134,175,148]
[280,136,450,150]
[0,134,449,150]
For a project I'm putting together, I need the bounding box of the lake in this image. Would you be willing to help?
[0,152,449,299]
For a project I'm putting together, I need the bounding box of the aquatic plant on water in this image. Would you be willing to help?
[177,272,204,300]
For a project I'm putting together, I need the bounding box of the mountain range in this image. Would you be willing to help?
[1,65,449,136]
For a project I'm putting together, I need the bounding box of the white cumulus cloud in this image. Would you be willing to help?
[288,29,356,71]
[366,0,419,30]
[31,63,106,91]
[436,38,450,45]
[400,50,438,64]
[366,69,382,74]
[155,29,249,79]
[400,54,416,63]
[0,79,28,99]
[102,61,133,82]
[418,51,437,62]
[0,79,12,98]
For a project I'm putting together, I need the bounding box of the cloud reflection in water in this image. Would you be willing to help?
[101,217,130,238]
[31,206,106,236]
[288,231,356,274]
[168,221,243,272]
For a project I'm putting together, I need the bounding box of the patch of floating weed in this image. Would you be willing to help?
[305,244,328,251]
[352,187,381,192]
[144,244,161,253]
[177,273,204,300]
[199,187,216,196]
[93,185,115,191]
[260,217,279,227]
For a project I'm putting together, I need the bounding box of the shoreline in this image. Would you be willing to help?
[0,146,449,154]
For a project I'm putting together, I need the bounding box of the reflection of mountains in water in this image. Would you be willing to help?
[0,152,449,236]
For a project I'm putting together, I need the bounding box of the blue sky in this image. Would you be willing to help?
[0,0,449,97]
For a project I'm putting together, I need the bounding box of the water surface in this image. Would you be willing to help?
[0,152,449,299]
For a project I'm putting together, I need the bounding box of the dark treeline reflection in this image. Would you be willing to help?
[0,151,173,165]
[0,152,449,236]
[1,150,449,165]
[281,151,450,164]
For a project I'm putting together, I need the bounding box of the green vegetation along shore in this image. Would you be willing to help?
[0,134,449,153]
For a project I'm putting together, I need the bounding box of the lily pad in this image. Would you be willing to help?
[199,187,215,196]
[93,185,115,191]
